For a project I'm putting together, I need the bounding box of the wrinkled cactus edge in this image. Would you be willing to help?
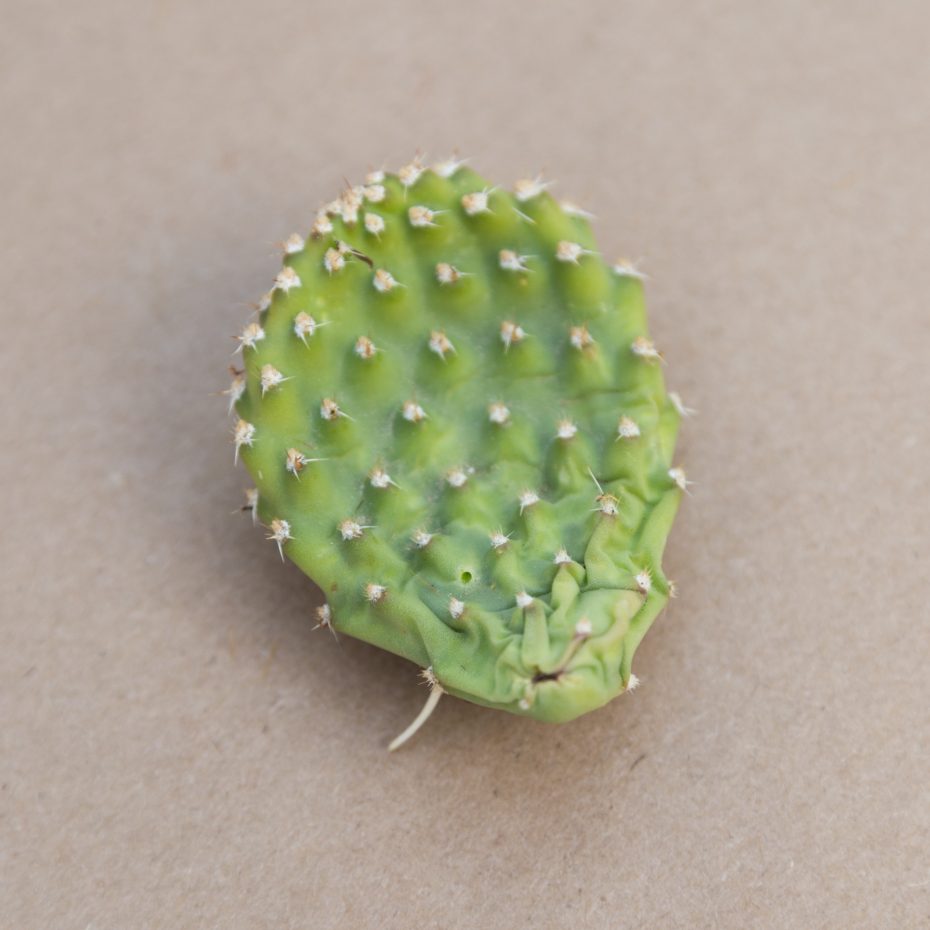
[226,156,689,732]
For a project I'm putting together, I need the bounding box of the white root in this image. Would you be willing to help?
[388,669,444,752]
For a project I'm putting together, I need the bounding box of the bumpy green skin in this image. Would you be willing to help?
[233,163,682,723]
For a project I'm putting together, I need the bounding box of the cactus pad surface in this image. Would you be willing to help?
[229,158,686,728]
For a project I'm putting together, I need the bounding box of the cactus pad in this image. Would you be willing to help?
[228,158,686,732]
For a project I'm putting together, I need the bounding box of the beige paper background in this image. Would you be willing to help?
[2,2,929,927]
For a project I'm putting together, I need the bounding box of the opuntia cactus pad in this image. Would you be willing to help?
[227,157,688,740]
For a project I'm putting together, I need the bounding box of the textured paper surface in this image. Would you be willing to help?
[2,2,929,927]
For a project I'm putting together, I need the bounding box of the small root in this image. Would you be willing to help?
[388,668,444,752]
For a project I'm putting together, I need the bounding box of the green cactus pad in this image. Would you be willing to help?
[229,158,686,728]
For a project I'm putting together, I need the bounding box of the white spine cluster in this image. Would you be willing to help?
[260,364,287,396]
[555,240,593,264]
[489,531,510,550]
[369,467,395,489]
[631,336,662,362]
[500,320,526,350]
[488,402,510,425]
[411,529,433,548]
[398,157,424,189]
[499,250,532,272]
[446,467,469,488]
[365,583,386,603]
[461,190,491,215]
[364,212,385,235]
[569,325,593,350]
[283,233,305,255]
[518,490,540,513]
[233,419,255,462]
[616,416,641,439]
[556,419,577,440]
[434,155,467,178]
[236,322,265,352]
[324,248,345,273]
[373,268,399,292]
[513,176,549,202]
[409,205,442,228]
[428,330,454,360]
[294,312,326,344]
[274,266,301,292]
[435,262,463,284]
[402,400,427,423]
[354,336,378,360]
[268,519,292,559]
[339,519,369,541]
